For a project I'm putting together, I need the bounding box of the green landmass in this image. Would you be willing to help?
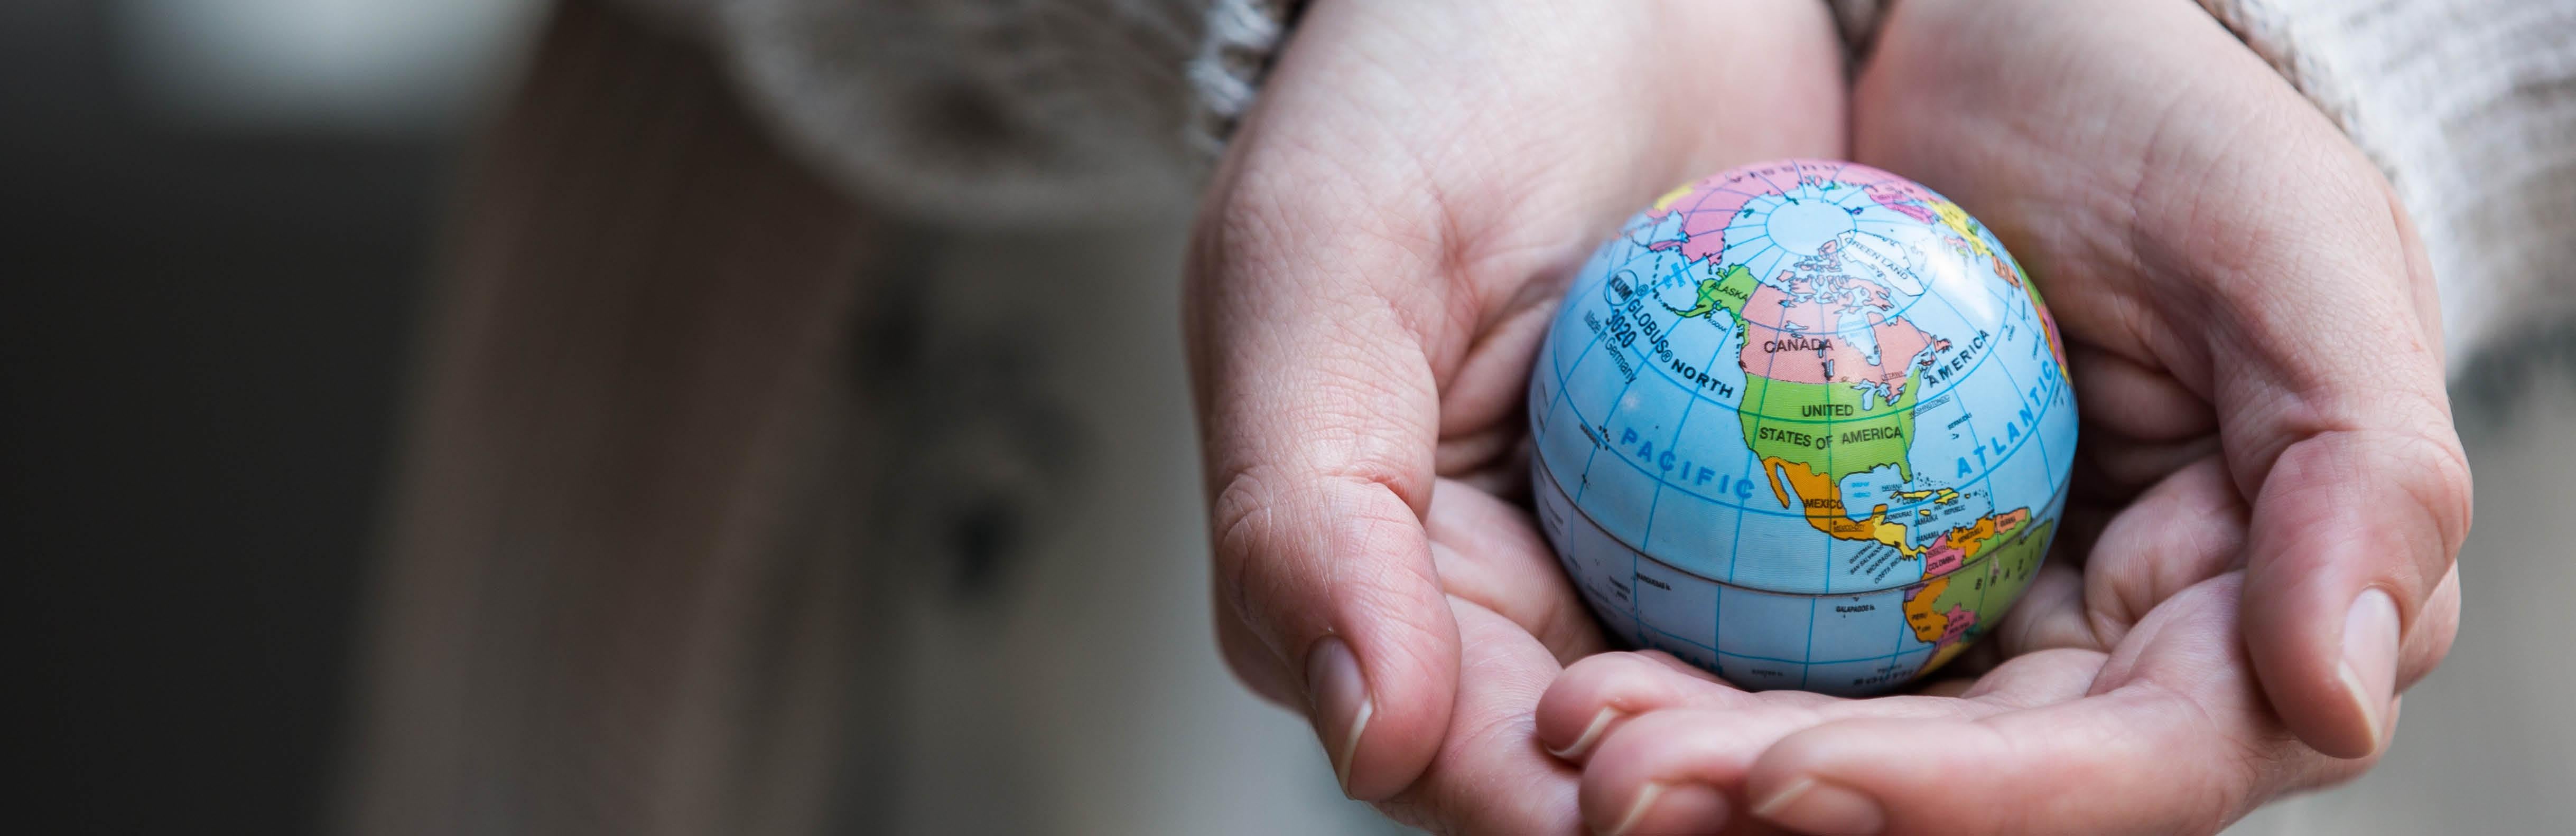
[1739,367,1921,484]
[1933,518,2053,628]
[1667,263,1758,336]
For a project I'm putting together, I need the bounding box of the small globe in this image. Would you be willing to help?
[1528,159,2077,696]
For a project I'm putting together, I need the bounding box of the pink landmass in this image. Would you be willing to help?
[1734,281,1833,377]
[1994,249,2075,372]
[1642,159,1841,265]
[1940,605,1976,645]
[1873,192,1937,224]
[1842,313,1933,393]
[1834,163,1942,223]
[1638,161,1958,265]
[1923,538,1965,577]
[1740,288,1936,398]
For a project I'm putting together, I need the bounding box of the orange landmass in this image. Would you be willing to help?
[1763,457,1922,557]
[1903,577,1950,643]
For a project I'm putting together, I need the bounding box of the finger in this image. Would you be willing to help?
[1535,643,2105,768]
[1214,584,1300,708]
[2078,455,2247,647]
[1426,478,1608,663]
[1373,597,1584,835]
[2238,425,2471,758]
[1569,659,2096,836]
[1539,629,2109,769]
[1986,454,2252,672]
[1533,652,1748,763]
[2113,51,2473,760]
[1192,153,1461,800]
[2069,343,2215,444]
[2067,344,2217,502]
[1746,709,2265,836]
[2398,561,2461,690]
[1745,575,2363,836]
[1573,709,1915,835]
[1983,559,2090,656]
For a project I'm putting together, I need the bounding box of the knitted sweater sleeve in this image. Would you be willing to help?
[618,0,1297,219]
[646,0,2571,363]
[1826,0,2576,367]
[2190,0,2576,369]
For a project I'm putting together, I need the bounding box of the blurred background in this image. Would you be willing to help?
[7,0,519,831]
[6,1,2569,834]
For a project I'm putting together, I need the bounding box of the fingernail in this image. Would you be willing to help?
[1305,636,1372,794]
[1607,782,1729,836]
[1752,776,1885,835]
[2338,588,2401,754]
[1546,707,1622,759]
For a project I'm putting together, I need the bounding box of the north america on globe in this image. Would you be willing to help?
[1528,159,2078,696]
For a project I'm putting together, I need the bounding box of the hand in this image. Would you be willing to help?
[1539,462,2460,834]
[1532,0,2471,832]
[1186,0,1847,829]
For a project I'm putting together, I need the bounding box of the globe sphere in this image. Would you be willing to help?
[1529,159,2077,696]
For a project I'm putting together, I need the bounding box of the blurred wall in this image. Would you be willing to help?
[2,1,526,831]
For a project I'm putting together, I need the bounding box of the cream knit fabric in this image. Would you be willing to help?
[621,0,1296,218]
[2189,0,2576,367]
[644,0,2573,362]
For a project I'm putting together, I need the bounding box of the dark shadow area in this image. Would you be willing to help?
[1,3,459,831]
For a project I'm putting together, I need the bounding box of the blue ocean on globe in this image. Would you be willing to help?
[1528,159,2078,696]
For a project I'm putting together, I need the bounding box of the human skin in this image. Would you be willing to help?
[1187,1,1845,830]
[1188,0,2469,832]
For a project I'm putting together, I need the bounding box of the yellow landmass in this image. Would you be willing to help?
[1652,183,1696,212]
[1931,201,1991,258]
[1889,487,1962,503]
[1759,455,2032,576]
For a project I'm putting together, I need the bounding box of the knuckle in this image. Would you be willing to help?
[1208,465,1281,594]
[2416,434,2475,546]
[2405,568,2465,681]
[2370,425,2475,562]
[1207,461,1436,637]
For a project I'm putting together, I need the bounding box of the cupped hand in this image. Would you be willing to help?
[1533,0,2470,832]
[1540,461,2460,834]
[1186,0,1846,829]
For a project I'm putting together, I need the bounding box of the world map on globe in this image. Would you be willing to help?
[1528,159,2079,696]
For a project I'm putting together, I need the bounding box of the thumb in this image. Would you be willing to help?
[2238,424,2470,758]
[1186,161,1462,801]
[2207,175,2472,760]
